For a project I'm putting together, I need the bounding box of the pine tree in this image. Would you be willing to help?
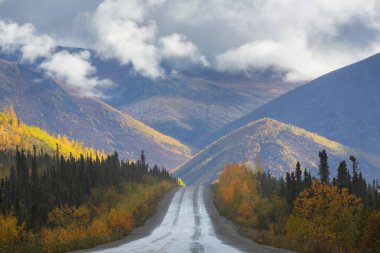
[303,169,312,189]
[337,161,349,189]
[295,161,302,194]
[318,150,329,184]
[285,172,292,204]
[350,155,359,195]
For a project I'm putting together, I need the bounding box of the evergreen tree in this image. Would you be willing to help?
[318,150,329,184]
[295,161,302,193]
[350,155,359,195]
[337,161,349,189]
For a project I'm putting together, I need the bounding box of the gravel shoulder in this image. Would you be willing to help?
[72,187,179,253]
[203,186,295,253]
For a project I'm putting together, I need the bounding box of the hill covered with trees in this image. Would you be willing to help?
[0,106,177,252]
[213,150,380,253]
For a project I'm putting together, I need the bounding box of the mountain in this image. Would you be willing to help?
[174,118,380,185]
[0,47,301,149]
[201,53,380,154]
[0,106,102,159]
[0,59,191,169]
[100,67,299,149]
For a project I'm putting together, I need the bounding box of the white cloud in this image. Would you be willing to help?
[0,19,55,62]
[91,0,163,78]
[216,38,374,82]
[158,33,209,67]
[160,0,380,81]
[2,0,380,82]
[90,0,208,78]
[40,50,112,97]
[0,18,111,97]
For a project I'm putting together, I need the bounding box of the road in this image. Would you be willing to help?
[85,186,293,253]
[94,186,241,253]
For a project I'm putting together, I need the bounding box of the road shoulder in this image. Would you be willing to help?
[72,187,179,253]
[203,186,295,253]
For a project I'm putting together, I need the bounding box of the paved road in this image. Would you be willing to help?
[95,186,242,253]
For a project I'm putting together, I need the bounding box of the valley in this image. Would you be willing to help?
[1,2,380,251]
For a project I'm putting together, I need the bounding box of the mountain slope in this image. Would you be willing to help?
[0,59,191,169]
[0,106,103,158]
[0,47,302,149]
[174,118,380,185]
[201,53,380,154]
[94,58,300,148]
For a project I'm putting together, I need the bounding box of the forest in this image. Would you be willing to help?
[213,150,380,253]
[0,107,177,252]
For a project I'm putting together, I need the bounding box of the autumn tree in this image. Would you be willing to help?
[217,163,260,226]
[362,210,380,252]
[286,179,363,251]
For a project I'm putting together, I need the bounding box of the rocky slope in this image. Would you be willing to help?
[175,118,380,184]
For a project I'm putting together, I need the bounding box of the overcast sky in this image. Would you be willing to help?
[1,0,380,94]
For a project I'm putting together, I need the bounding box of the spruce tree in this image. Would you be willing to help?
[295,161,302,194]
[318,150,329,184]
[350,155,359,194]
[337,161,349,189]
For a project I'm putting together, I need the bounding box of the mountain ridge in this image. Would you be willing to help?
[174,118,380,184]
[0,59,191,169]
[199,53,380,153]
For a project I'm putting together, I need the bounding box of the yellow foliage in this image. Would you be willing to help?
[40,180,175,252]
[48,205,90,228]
[362,210,380,252]
[0,214,25,248]
[177,178,186,187]
[0,105,105,159]
[286,180,363,251]
[108,208,134,233]
[89,218,110,238]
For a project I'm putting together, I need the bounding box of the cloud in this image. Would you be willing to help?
[1,0,380,82]
[161,0,380,81]
[90,0,208,78]
[0,19,55,62]
[40,50,112,97]
[158,33,209,67]
[0,18,111,97]
[216,39,363,82]
[91,0,163,78]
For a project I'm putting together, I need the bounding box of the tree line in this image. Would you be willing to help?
[0,145,174,232]
[283,150,379,209]
[214,150,380,253]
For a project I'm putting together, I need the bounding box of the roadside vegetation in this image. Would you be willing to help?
[213,151,380,253]
[0,107,177,253]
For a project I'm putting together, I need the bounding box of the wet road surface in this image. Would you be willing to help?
[95,186,242,253]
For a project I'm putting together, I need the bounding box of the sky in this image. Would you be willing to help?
[1,0,380,95]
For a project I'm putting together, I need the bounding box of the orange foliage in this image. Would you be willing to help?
[217,163,259,226]
[39,180,174,253]
[108,208,134,233]
[286,179,363,251]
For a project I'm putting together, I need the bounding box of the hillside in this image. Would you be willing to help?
[201,53,380,154]
[0,106,102,158]
[0,59,191,169]
[102,72,297,148]
[0,48,301,148]
[174,118,380,185]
